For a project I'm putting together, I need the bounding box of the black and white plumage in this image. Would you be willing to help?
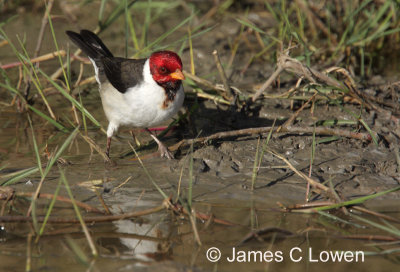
[66,30,185,159]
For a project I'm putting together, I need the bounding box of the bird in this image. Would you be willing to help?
[66,30,185,159]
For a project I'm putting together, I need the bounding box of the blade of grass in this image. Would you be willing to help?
[318,210,364,228]
[188,142,194,209]
[99,0,137,31]
[126,6,140,50]
[27,127,79,215]
[140,0,151,48]
[1,166,40,186]
[188,27,195,75]
[314,186,400,211]
[36,177,63,242]
[10,32,56,120]
[0,80,68,132]
[64,236,90,266]
[46,3,70,91]
[27,115,43,178]
[251,137,261,190]
[27,105,69,133]
[60,167,98,257]
[98,0,107,23]
[129,143,168,199]
[352,214,400,237]
[136,13,196,56]
[38,68,100,127]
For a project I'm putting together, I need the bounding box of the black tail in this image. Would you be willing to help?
[66,30,113,59]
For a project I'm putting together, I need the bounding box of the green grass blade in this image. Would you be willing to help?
[188,142,194,208]
[60,167,98,257]
[352,214,400,237]
[315,186,400,211]
[46,3,70,91]
[37,177,63,238]
[27,115,43,178]
[137,13,195,55]
[140,0,152,48]
[129,144,168,199]
[100,0,137,31]
[358,118,378,145]
[42,127,79,178]
[27,105,68,132]
[0,167,39,186]
[38,69,100,127]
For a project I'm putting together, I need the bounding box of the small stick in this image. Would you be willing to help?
[352,206,400,224]
[252,66,284,102]
[212,50,233,100]
[279,201,335,210]
[34,0,55,59]
[1,50,67,70]
[94,189,112,215]
[168,201,236,226]
[335,234,399,242]
[0,204,166,223]
[277,92,317,132]
[189,207,202,246]
[169,125,374,151]
[267,149,331,196]
[183,70,226,93]
[15,192,104,214]
[252,54,345,102]
[80,133,110,163]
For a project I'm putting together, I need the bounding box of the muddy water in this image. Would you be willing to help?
[1,109,399,271]
[1,2,400,272]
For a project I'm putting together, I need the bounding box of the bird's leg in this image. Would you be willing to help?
[146,129,174,159]
[106,137,112,158]
[105,122,118,159]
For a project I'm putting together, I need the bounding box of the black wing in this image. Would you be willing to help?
[67,29,147,94]
[102,57,147,93]
[66,30,113,59]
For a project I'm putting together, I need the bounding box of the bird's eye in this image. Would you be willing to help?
[160,67,167,74]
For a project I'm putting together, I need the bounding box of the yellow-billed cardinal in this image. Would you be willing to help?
[66,30,185,159]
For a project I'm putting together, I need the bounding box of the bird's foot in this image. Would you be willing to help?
[149,134,174,159]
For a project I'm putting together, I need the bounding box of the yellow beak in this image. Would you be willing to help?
[170,69,185,80]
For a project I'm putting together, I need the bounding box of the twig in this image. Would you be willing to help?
[34,0,55,59]
[212,50,233,100]
[335,234,399,242]
[252,54,345,102]
[15,192,104,213]
[189,207,202,246]
[0,204,166,223]
[80,133,111,163]
[183,70,226,93]
[168,201,236,226]
[267,149,332,196]
[278,92,317,131]
[1,50,67,70]
[352,206,400,224]
[170,125,374,151]
[252,66,284,101]
[278,201,335,211]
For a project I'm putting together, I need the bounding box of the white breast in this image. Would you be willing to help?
[98,59,184,137]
